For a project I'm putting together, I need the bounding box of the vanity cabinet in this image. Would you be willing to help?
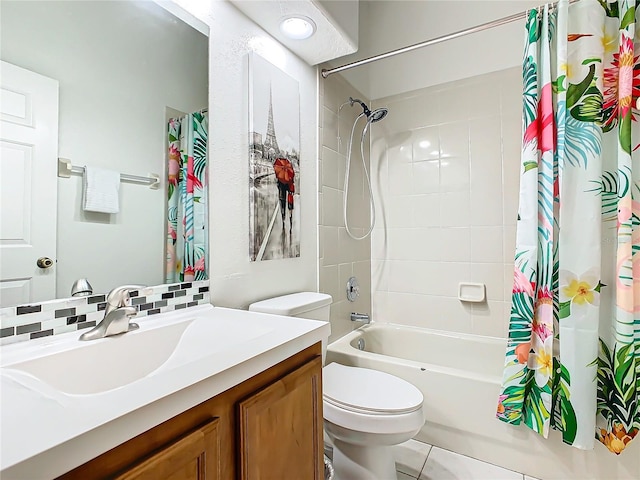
[114,419,221,480]
[239,356,323,479]
[57,343,322,480]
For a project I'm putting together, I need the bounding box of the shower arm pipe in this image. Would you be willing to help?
[321,0,580,79]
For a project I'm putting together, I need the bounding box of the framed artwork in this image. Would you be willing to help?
[248,52,300,261]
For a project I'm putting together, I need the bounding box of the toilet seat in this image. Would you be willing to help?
[323,363,423,414]
[322,363,425,435]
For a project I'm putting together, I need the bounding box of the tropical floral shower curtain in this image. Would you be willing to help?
[166,111,208,283]
[497,0,639,455]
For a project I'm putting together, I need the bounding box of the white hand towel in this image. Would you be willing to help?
[83,166,120,214]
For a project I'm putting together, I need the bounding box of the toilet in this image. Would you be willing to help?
[249,292,425,480]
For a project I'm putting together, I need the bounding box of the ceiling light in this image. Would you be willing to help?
[279,15,316,40]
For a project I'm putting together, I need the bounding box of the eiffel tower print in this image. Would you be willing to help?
[248,53,301,262]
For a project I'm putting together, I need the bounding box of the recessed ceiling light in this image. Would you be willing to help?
[279,15,316,40]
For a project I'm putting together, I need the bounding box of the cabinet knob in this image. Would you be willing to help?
[37,257,54,269]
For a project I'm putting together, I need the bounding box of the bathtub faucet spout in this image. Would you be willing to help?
[351,312,370,324]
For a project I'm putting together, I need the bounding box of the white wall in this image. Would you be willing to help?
[1,1,208,297]
[328,0,542,99]
[319,73,371,342]
[371,68,521,338]
[173,0,319,309]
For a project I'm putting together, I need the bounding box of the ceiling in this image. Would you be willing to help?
[325,1,542,100]
[229,0,359,65]
[227,1,543,100]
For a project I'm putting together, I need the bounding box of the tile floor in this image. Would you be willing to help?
[327,439,539,480]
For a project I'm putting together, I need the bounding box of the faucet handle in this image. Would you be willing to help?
[105,285,145,314]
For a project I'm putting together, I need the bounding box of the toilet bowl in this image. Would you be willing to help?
[249,292,425,480]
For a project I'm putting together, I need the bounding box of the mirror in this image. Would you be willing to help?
[0,0,208,306]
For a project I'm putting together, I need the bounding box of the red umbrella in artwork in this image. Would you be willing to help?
[273,157,295,184]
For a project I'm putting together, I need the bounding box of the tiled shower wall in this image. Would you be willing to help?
[319,73,371,342]
[370,67,521,338]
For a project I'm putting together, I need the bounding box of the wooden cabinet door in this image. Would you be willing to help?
[114,418,220,480]
[238,356,323,480]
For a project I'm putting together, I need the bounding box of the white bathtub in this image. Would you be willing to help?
[326,323,505,446]
[326,323,640,480]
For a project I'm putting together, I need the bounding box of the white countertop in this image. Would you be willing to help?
[0,304,330,479]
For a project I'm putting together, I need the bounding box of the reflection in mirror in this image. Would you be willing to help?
[0,0,208,307]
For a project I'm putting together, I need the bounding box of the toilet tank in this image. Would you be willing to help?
[248,292,332,321]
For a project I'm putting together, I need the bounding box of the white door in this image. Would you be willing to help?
[0,61,58,307]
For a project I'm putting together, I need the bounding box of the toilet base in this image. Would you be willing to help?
[332,439,397,480]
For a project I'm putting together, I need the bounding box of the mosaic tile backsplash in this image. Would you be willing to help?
[0,280,210,346]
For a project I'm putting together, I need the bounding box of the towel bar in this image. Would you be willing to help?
[57,158,160,189]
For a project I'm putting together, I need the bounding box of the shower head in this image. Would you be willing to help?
[369,107,388,123]
[349,97,388,123]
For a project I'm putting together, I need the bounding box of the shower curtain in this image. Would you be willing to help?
[166,111,208,283]
[497,0,639,454]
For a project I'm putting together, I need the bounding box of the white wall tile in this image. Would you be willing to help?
[413,194,441,228]
[412,160,440,194]
[440,157,470,193]
[470,185,503,226]
[321,76,372,342]
[322,146,343,190]
[387,196,416,228]
[429,262,471,298]
[323,107,339,152]
[503,226,517,263]
[322,226,340,266]
[414,228,443,262]
[471,300,510,338]
[390,228,433,261]
[385,93,441,133]
[388,260,420,293]
[466,77,501,120]
[471,226,504,264]
[322,186,343,227]
[371,67,521,341]
[499,67,523,119]
[438,121,469,160]
[371,259,389,291]
[373,291,390,320]
[440,192,470,227]
[412,126,440,162]
[435,86,474,124]
[389,160,413,196]
[471,263,505,302]
[503,263,515,301]
[440,227,471,262]
[320,264,340,303]
[428,297,474,333]
[502,113,522,226]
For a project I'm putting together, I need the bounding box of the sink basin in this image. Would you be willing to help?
[4,319,194,395]
[1,309,276,396]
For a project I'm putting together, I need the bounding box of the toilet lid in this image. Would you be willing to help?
[323,363,423,414]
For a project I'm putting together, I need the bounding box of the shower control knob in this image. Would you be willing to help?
[37,257,54,269]
[346,276,360,302]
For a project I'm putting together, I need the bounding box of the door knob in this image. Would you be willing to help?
[37,257,54,269]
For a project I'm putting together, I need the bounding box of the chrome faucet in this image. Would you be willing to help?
[350,312,370,324]
[79,285,142,341]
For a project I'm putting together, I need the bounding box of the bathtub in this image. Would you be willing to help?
[325,323,640,480]
[325,323,506,448]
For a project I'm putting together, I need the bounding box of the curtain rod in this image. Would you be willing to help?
[321,0,579,79]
